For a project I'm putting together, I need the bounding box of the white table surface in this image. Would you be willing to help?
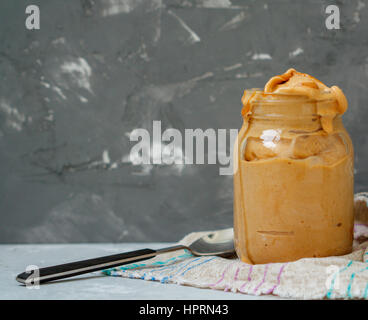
[0,243,281,300]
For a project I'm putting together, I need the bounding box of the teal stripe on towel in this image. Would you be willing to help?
[327,260,353,299]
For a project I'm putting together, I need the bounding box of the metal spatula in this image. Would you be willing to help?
[16,228,235,285]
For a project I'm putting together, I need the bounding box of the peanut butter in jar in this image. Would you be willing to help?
[234,69,354,264]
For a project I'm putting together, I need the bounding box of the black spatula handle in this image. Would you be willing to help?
[16,248,157,285]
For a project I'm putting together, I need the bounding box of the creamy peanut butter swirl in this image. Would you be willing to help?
[241,68,348,133]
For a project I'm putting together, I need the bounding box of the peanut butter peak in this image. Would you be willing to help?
[241,68,348,133]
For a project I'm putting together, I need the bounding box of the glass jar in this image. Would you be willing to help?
[233,92,354,264]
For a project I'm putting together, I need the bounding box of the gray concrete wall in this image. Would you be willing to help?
[0,0,367,243]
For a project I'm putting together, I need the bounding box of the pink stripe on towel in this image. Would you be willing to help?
[247,265,253,281]
[233,267,240,281]
[253,264,269,294]
[209,263,233,287]
[265,263,287,295]
[355,223,368,227]
[239,265,253,292]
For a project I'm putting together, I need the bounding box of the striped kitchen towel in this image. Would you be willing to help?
[104,192,368,299]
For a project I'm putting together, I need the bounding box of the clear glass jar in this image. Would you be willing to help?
[234,92,354,264]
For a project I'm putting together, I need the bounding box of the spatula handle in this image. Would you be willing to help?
[16,248,157,285]
[16,245,187,285]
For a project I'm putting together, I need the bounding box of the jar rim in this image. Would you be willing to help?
[247,89,337,104]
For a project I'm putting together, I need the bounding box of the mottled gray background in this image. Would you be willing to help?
[0,0,367,243]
